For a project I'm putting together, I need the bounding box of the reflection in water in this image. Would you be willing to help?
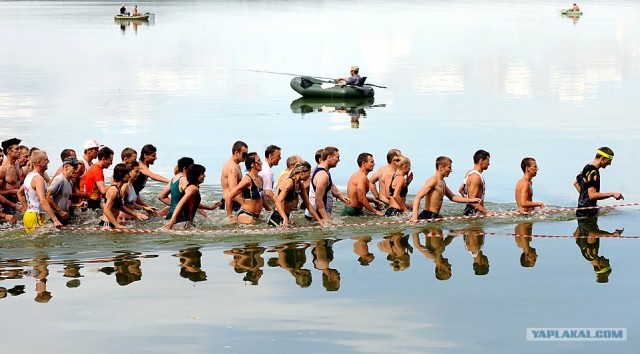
[352,236,375,266]
[312,239,341,291]
[32,256,52,303]
[114,18,152,34]
[561,13,581,25]
[267,242,312,288]
[290,97,383,129]
[462,228,489,276]
[574,217,623,283]
[175,247,207,282]
[63,260,84,288]
[377,232,412,272]
[412,228,455,280]
[97,251,157,286]
[1,220,636,303]
[514,222,537,268]
[224,244,265,285]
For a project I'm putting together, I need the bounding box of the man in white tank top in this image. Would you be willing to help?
[17,150,63,233]
[458,150,490,216]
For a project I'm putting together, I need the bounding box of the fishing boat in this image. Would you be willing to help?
[561,10,583,15]
[290,76,374,98]
[114,13,150,21]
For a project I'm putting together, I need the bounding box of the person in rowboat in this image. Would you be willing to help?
[120,4,128,15]
[337,66,361,86]
[570,3,580,11]
[132,5,140,16]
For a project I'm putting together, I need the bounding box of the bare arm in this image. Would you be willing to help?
[140,165,169,183]
[300,182,324,227]
[587,187,623,201]
[356,176,380,214]
[368,169,381,199]
[314,172,331,222]
[158,180,171,206]
[446,186,481,204]
[31,176,62,227]
[164,186,198,230]
[411,181,432,221]
[102,187,122,228]
[225,176,250,218]
[465,174,487,215]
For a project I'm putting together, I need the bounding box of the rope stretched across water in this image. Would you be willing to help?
[1,202,637,236]
[48,202,640,235]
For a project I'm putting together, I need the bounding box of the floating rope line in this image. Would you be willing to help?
[2,202,638,236]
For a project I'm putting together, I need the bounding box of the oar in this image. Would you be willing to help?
[234,69,388,89]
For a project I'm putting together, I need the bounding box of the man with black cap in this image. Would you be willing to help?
[0,138,25,214]
[46,157,80,225]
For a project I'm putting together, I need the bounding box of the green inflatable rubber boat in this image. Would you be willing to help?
[290,76,374,98]
[561,10,583,15]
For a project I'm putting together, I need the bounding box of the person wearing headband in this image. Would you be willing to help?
[573,146,623,218]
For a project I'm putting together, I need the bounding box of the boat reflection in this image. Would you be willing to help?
[290,97,384,129]
[115,18,154,34]
[561,13,581,25]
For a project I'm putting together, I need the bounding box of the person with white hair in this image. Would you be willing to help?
[337,66,361,86]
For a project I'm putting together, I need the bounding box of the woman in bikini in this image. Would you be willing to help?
[226,152,272,224]
[268,161,323,228]
[100,163,146,229]
[385,156,411,217]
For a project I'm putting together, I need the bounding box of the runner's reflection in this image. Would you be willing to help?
[175,247,207,282]
[312,239,341,291]
[32,256,52,303]
[574,217,623,283]
[412,227,456,280]
[63,260,83,288]
[267,241,312,288]
[352,236,375,266]
[377,232,412,272]
[97,252,151,286]
[514,222,538,268]
[462,227,489,276]
[224,244,266,285]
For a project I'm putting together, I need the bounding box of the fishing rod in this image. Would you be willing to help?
[235,69,388,89]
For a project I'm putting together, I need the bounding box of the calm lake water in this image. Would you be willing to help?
[1,0,639,352]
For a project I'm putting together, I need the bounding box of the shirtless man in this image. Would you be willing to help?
[17,150,63,233]
[343,153,384,216]
[258,144,281,204]
[220,141,248,212]
[368,149,402,206]
[132,144,169,195]
[0,138,25,214]
[411,156,481,221]
[459,149,490,216]
[515,157,545,213]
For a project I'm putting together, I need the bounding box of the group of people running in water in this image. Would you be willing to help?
[0,136,624,233]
